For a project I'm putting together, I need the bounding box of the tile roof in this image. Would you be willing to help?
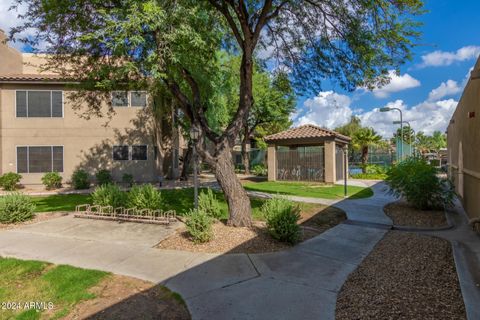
[264,124,351,142]
[0,74,71,82]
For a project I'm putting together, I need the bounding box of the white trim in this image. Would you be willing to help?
[15,89,64,118]
[15,145,64,173]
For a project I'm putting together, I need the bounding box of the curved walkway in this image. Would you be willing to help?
[0,181,396,319]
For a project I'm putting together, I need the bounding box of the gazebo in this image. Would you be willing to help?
[264,124,351,183]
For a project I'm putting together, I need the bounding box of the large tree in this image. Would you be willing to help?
[12,0,423,226]
[353,127,382,173]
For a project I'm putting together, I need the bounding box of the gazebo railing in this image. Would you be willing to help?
[276,148,325,182]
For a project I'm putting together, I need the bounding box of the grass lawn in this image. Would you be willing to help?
[31,194,92,212]
[31,188,320,220]
[0,257,108,319]
[243,181,373,199]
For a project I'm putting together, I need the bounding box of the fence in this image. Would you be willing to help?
[276,146,325,182]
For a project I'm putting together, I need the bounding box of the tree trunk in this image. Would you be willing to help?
[242,125,250,175]
[213,147,252,227]
[361,146,368,173]
[180,144,192,180]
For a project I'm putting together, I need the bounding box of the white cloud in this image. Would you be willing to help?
[427,80,462,101]
[420,46,480,68]
[358,99,457,137]
[370,70,421,98]
[0,1,27,50]
[295,91,353,129]
[294,93,457,139]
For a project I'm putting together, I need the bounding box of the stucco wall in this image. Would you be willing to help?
[0,83,158,185]
[447,57,480,219]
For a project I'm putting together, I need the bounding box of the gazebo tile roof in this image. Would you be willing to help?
[264,124,351,142]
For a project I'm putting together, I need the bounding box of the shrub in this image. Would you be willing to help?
[91,184,127,208]
[386,157,454,210]
[122,173,134,187]
[96,169,112,186]
[71,169,90,190]
[261,197,301,244]
[251,164,267,176]
[41,172,62,190]
[0,172,22,191]
[0,193,35,223]
[127,184,162,210]
[184,208,213,243]
[198,189,223,219]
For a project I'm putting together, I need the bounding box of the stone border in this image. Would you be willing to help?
[384,203,455,232]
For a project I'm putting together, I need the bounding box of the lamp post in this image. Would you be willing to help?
[393,120,415,157]
[190,127,200,209]
[380,107,403,160]
[343,145,348,198]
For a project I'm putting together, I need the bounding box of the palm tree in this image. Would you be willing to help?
[353,127,382,173]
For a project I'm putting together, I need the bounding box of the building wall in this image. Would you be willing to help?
[447,58,480,219]
[0,83,159,185]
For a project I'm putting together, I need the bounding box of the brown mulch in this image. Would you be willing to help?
[0,212,68,230]
[384,200,447,228]
[336,231,466,320]
[157,205,346,254]
[64,275,190,320]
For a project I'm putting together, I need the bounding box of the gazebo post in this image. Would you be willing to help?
[324,140,336,183]
[267,144,276,181]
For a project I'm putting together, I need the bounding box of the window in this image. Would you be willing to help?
[130,92,147,107]
[132,145,147,160]
[17,146,63,173]
[112,91,129,107]
[113,146,129,160]
[16,91,63,118]
[111,91,147,107]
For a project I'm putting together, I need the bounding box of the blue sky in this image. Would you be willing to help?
[1,0,478,138]
[293,0,480,138]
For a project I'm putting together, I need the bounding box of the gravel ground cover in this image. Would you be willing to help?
[336,231,466,320]
[157,205,346,254]
[384,200,447,227]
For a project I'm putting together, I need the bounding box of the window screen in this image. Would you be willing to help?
[112,91,129,107]
[132,145,147,160]
[17,146,63,173]
[16,91,27,117]
[113,146,129,160]
[17,147,28,173]
[16,91,63,117]
[28,91,52,117]
[130,92,147,107]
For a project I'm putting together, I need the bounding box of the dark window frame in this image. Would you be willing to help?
[15,90,63,118]
[16,145,64,173]
[113,145,130,161]
[111,91,147,108]
[131,145,148,161]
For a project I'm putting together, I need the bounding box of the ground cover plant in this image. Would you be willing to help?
[184,208,214,243]
[91,184,127,208]
[0,172,22,191]
[71,169,90,190]
[243,181,373,199]
[41,172,63,190]
[261,197,301,244]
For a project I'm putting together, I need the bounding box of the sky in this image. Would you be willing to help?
[1,0,479,139]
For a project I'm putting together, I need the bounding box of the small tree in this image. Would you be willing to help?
[353,128,382,173]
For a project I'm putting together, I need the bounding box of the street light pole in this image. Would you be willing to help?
[190,127,200,209]
[343,146,348,198]
[380,107,403,160]
[393,120,415,157]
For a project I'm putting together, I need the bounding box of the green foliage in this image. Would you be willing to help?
[198,188,223,219]
[351,173,387,180]
[353,128,383,172]
[41,172,63,190]
[71,169,90,190]
[261,197,301,244]
[386,157,454,210]
[95,169,112,186]
[185,208,214,243]
[127,184,162,210]
[122,173,134,187]
[91,184,127,208]
[415,131,447,154]
[0,193,36,223]
[0,172,22,191]
[251,164,267,176]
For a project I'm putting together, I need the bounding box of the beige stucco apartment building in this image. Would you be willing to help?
[447,57,480,220]
[0,29,179,185]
